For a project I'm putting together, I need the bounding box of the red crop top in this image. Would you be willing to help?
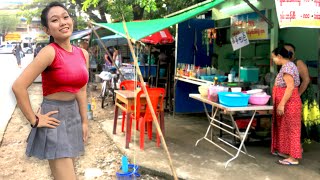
[42,43,88,96]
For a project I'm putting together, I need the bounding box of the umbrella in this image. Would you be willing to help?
[140,28,174,45]
[70,27,100,41]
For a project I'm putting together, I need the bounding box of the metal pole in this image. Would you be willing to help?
[238,48,241,85]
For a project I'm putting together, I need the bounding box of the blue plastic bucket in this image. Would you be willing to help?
[116,164,140,180]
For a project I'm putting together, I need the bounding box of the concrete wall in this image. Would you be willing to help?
[279,28,318,61]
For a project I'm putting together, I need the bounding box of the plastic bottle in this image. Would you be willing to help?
[196,67,200,79]
[87,103,93,120]
[206,66,211,75]
[91,97,96,110]
[121,156,129,173]
[213,77,218,86]
[230,68,236,80]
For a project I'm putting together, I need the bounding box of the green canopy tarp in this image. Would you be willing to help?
[91,0,223,41]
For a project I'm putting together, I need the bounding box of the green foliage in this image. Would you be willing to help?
[18,0,66,23]
[0,13,19,35]
[80,0,207,22]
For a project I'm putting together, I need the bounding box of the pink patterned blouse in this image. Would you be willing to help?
[275,61,300,87]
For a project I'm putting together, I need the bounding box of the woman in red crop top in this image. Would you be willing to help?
[12,2,89,179]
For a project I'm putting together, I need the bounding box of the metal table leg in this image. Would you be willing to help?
[224,110,256,168]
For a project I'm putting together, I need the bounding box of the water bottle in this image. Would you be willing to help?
[230,68,236,79]
[91,98,96,110]
[121,156,129,173]
[196,67,200,79]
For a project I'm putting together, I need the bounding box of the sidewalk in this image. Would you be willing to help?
[100,104,320,179]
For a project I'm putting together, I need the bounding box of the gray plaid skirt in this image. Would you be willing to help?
[26,98,84,160]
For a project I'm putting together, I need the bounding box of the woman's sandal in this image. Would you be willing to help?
[278,159,299,166]
[272,152,289,159]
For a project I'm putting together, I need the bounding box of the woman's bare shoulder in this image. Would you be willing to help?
[296,59,307,67]
[33,45,56,65]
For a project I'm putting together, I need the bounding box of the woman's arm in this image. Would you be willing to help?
[277,73,295,115]
[296,60,310,95]
[104,54,112,64]
[76,49,90,142]
[12,46,59,127]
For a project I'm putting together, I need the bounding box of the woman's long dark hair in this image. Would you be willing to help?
[272,46,292,59]
[41,2,68,43]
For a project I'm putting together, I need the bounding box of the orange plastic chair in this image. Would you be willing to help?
[130,88,165,150]
[119,80,149,132]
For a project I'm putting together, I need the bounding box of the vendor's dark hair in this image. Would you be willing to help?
[284,43,296,51]
[40,2,68,43]
[272,46,291,59]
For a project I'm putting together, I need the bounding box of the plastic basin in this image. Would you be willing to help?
[217,92,250,107]
[249,95,271,105]
[198,85,209,97]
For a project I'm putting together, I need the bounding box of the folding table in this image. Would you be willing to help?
[189,94,273,168]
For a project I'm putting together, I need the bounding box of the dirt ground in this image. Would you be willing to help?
[0,83,163,180]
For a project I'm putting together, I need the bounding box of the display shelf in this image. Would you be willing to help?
[175,75,213,86]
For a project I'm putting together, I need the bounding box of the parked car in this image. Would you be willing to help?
[0,44,15,54]
[22,46,33,54]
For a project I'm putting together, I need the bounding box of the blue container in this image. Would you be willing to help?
[160,68,166,77]
[200,75,227,82]
[217,92,250,107]
[139,65,157,77]
[116,164,140,180]
[240,67,259,82]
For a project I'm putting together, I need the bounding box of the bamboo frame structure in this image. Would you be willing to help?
[121,18,178,180]
[87,19,178,180]
[88,22,123,77]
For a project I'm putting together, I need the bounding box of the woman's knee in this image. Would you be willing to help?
[48,158,76,180]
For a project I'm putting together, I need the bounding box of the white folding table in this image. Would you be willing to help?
[189,94,273,168]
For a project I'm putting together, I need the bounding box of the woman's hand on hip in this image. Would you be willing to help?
[37,110,60,128]
[277,105,285,116]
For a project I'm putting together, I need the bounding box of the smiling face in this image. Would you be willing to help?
[44,6,73,41]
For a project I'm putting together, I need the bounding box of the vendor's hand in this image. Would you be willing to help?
[277,105,285,116]
[36,110,60,128]
[82,122,89,143]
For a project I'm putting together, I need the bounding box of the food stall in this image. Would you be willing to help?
[189,93,273,167]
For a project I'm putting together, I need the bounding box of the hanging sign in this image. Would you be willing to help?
[230,10,269,40]
[275,0,320,28]
[231,31,250,51]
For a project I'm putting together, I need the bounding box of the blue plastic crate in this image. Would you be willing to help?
[217,92,250,107]
[240,67,259,83]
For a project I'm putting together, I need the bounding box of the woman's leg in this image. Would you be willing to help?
[49,158,77,180]
[16,56,21,66]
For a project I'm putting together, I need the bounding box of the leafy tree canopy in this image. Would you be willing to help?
[0,12,19,36]
[18,0,206,29]
[79,0,206,21]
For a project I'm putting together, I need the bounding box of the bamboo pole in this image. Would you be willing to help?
[121,17,178,180]
[88,21,123,77]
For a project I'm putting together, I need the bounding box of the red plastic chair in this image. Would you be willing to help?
[130,88,165,150]
[119,80,148,132]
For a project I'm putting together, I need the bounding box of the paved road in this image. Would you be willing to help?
[0,53,34,140]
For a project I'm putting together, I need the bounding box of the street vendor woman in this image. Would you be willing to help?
[271,46,302,165]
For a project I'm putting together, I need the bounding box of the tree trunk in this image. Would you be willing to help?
[132,4,145,20]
